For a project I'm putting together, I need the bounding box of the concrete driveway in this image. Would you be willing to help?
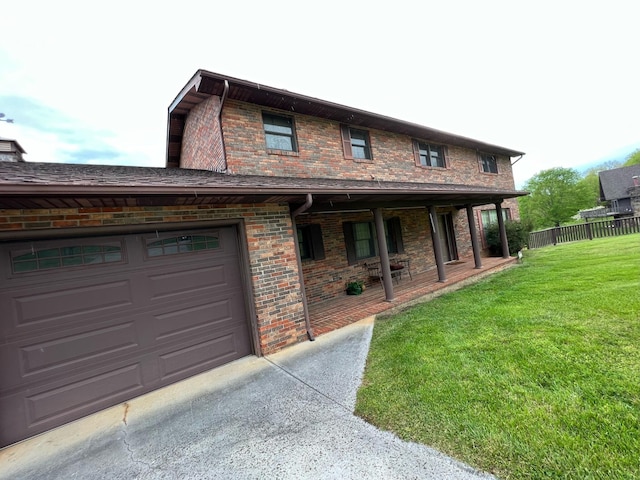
[0,318,495,480]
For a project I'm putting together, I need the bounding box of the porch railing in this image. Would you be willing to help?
[528,216,640,249]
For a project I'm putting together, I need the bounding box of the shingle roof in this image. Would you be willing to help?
[0,161,527,211]
[599,164,640,200]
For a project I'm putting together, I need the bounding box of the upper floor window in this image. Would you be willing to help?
[480,153,498,173]
[341,125,372,160]
[414,141,446,168]
[262,112,297,152]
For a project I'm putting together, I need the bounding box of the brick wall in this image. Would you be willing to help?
[181,96,226,171]
[297,206,474,305]
[216,99,516,191]
[0,204,306,355]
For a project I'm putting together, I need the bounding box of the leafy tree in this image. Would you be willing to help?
[518,167,592,229]
[589,159,624,171]
[623,148,640,166]
[577,171,603,206]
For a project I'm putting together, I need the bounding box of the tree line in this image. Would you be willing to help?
[517,149,640,230]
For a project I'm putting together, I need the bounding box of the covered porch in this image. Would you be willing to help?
[309,255,517,336]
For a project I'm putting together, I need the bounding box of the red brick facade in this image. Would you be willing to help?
[181,96,227,172]
[0,94,521,356]
[296,208,437,303]
[213,100,516,192]
[295,204,501,305]
[0,204,307,355]
[173,97,521,308]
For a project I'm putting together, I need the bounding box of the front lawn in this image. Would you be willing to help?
[355,235,640,479]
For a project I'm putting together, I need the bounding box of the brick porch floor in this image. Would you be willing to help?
[308,255,518,337]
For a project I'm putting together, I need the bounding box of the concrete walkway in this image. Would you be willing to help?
[0,318,496,480]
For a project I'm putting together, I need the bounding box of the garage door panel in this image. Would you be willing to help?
[19,322,139,378]
[154,298,235,341]
[0,362,146,446]
[158,332,249,383]
[24,363,145,429]
[0,319,143,391]
[0,227,253,447]
[3,279,134,332]
[146,264,228,299]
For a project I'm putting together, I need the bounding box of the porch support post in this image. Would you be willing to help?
[373,208,395,301]
[428,205,447,283]
[495,201,510,258]
[465,204,483,269]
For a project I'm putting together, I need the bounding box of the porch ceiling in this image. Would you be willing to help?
[0,161,528,210]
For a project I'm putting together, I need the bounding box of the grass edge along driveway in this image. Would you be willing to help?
[355,234,640,480]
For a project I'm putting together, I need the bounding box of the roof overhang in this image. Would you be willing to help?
[166,70,526,168]
[0,163,528,211]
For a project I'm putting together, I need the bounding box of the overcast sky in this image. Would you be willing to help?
[1,0,638,188]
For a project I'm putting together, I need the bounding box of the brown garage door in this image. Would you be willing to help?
[0,227,252,447]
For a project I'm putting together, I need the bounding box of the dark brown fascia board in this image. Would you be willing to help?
[0,183,529,199]
[169,70,526,158]
[166,72,204,167]
[168,71,205,113]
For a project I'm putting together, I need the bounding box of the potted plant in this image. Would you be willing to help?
[346,280,364,295]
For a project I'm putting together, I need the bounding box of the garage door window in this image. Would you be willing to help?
[146,234,220,257]
[11,243,123,273]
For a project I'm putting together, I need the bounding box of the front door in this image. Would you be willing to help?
[437,213,458,262]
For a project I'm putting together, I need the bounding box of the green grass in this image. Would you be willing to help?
[355,235,640,479]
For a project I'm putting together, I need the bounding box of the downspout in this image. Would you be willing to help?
[291,194,315,341]
[215,79,230,172]
[511,154,524,166]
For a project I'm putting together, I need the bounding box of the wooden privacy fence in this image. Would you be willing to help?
[528,216,640,249]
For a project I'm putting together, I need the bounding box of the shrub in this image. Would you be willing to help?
[485,220,528,256]
[346,280,364,295]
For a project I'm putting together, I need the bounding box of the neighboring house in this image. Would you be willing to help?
[0,137,26,162]
[598,164,640,217]
[0,70,526,447]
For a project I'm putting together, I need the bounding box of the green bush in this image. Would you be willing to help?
[485,220,528,256]
[346,280,364,295]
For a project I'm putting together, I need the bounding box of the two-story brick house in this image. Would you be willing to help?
[0,70,525,447]
[168,70,525,302]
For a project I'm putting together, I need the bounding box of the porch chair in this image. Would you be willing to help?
[364,256,412,288]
